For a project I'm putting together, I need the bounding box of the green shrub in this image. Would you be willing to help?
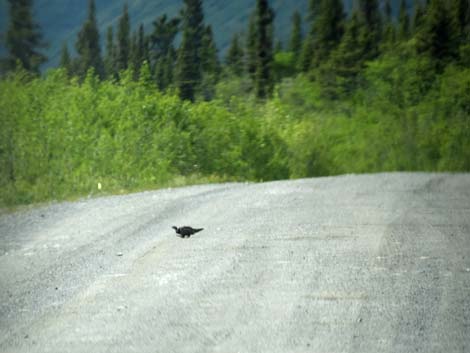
[1,61,469,208]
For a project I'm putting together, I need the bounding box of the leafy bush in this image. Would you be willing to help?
[1,59,469,208]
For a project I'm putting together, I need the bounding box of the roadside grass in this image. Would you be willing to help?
[0,173,237,214]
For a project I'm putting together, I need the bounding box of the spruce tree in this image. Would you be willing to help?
[299,0,320,72]
[176,0,205,101]
[356,0,382,61]
[326,11,364,96]
[312,0,345,67]
[117,3,131,72]
[398,0,410,40]
[59,42,71,75]
[75,0,104,79]
[129,25,146,78]
[200,25,220,76]
[199,25,220,100]
[454,0,470,66]
[127,24,147,78]
[149,15,180,59]
[254,0,275,99]
[416,0,459,66]
[246,14,258,80]
[104,26,117,79]
[382,0,396,46]
[306,0,321,30]
[143,34,151,65]
[413,1,427,34]
[356,0,381,28]
[162,49,176,89]
[150,15,180,90]
[225,33,245,76]
[450,0,470,40]
[299,40,314,72]
[289,11,302,65]
[4,0,47,74]
[138,24,147,64]
[152,59,162,90]
[129,31,139,78]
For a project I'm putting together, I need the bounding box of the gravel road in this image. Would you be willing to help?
[1,173,469,353]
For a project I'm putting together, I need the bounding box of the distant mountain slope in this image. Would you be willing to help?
[0,0,413,69]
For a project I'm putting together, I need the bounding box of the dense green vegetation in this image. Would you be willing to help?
[1,0,469,208]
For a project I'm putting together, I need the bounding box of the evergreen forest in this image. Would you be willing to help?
[1,0,469,208]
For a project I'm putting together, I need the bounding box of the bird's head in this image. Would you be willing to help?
[172,226,178,230]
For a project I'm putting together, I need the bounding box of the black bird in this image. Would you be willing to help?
[172,226,204,238]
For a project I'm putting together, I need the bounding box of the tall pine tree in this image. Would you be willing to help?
[450,0,470,41]
[325,11,364,97]
[75,0,104,79]
[59,42,71,75]
[246,14,258,80]
[398,0,410,40]
[149,15,180,59]
[254,0,275,99]
[299,0,320,72]
[416,0,459,66]
[200,25,220,76]
[129,24,147,79]
[451,0,470,66]
[150,15,180,90]
[382,0,396,47]
[3,0,47,74]
[129,31,139,78]
[104,26,117,79]
[289,11,303,66]
[413,1,427,34]
[199,25,220,100]
[312,0,345,67]
[117,3,131,72]
[138,24,148,64]
[176,0,205,101]
[356,0,382,61]
[225,33,245,76]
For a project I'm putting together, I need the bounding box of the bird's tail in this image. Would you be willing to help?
[194,228,204,233]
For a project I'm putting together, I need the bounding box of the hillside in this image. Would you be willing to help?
[0,0,415,69]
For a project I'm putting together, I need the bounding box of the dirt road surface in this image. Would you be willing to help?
[1,173,469,352]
